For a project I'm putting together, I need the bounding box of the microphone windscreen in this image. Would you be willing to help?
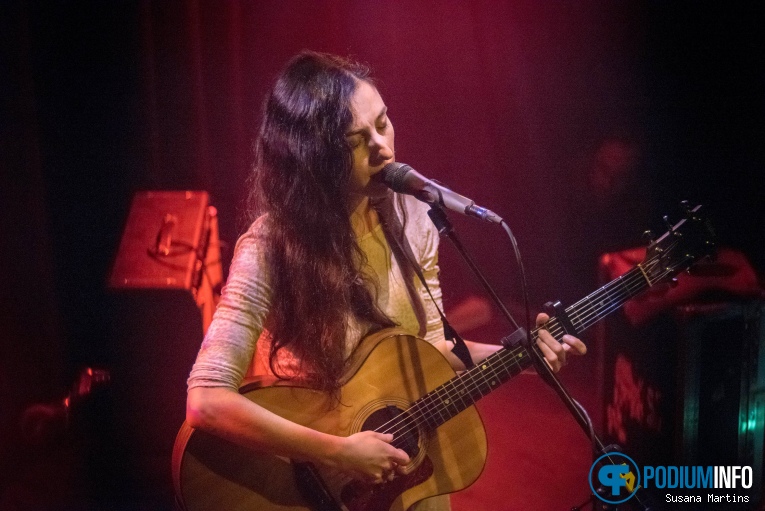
[379,162,413,193]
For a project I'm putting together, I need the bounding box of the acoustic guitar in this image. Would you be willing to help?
[172,204,714,511]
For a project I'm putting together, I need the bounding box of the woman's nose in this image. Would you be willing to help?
[369,135,393,165]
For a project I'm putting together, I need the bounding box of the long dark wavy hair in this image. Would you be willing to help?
[249,51,397,391]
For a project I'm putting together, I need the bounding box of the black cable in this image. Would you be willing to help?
[500,220,533,350]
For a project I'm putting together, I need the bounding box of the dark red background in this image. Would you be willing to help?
[2,1,763,509]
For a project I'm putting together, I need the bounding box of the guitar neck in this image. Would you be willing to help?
[406,265,652,432]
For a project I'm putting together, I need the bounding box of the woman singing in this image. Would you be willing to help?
[185,50,585,511]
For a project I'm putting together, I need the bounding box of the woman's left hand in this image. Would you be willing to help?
[534,312,587,372]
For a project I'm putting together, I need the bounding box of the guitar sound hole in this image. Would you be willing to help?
[362,405,420,458]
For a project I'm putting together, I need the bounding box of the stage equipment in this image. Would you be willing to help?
[107,190,222,499]
[20,367,110,445]
[109,190,222,332]
[599,246,764,508]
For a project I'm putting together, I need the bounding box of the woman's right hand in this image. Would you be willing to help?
[330,430,410,484]
[188,387,410,485]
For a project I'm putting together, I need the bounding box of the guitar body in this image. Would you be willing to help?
[172,329,488,511]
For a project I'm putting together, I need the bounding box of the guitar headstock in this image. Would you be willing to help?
[640,203,716,285]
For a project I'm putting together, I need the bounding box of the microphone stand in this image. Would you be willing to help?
[425,204,656,511]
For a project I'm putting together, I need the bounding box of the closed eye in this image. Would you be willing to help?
[347,135,363,149]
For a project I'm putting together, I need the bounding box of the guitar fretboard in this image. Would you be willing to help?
[400,263,658,433]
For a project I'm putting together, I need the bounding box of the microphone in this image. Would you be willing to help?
[376,162,503,224]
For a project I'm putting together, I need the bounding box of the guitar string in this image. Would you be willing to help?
[379,256,692,440]
[575,256,659,321]
[577,260,691,332]
[565,236,688,329]
[571,239,689,330]
[375,248,694,440]
[566,242,673,325]
[568,268,644,332]
[376,249,693,440]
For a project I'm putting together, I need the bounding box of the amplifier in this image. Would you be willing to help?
[109,190,222,331]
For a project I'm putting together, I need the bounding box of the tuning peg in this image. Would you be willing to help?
[642,230,655,243]
[680,200,699,221]
[663,215,674,232]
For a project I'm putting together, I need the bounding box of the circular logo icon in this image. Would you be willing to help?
[589,452,641,504]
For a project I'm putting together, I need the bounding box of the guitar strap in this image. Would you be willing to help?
[374,193,475,369]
